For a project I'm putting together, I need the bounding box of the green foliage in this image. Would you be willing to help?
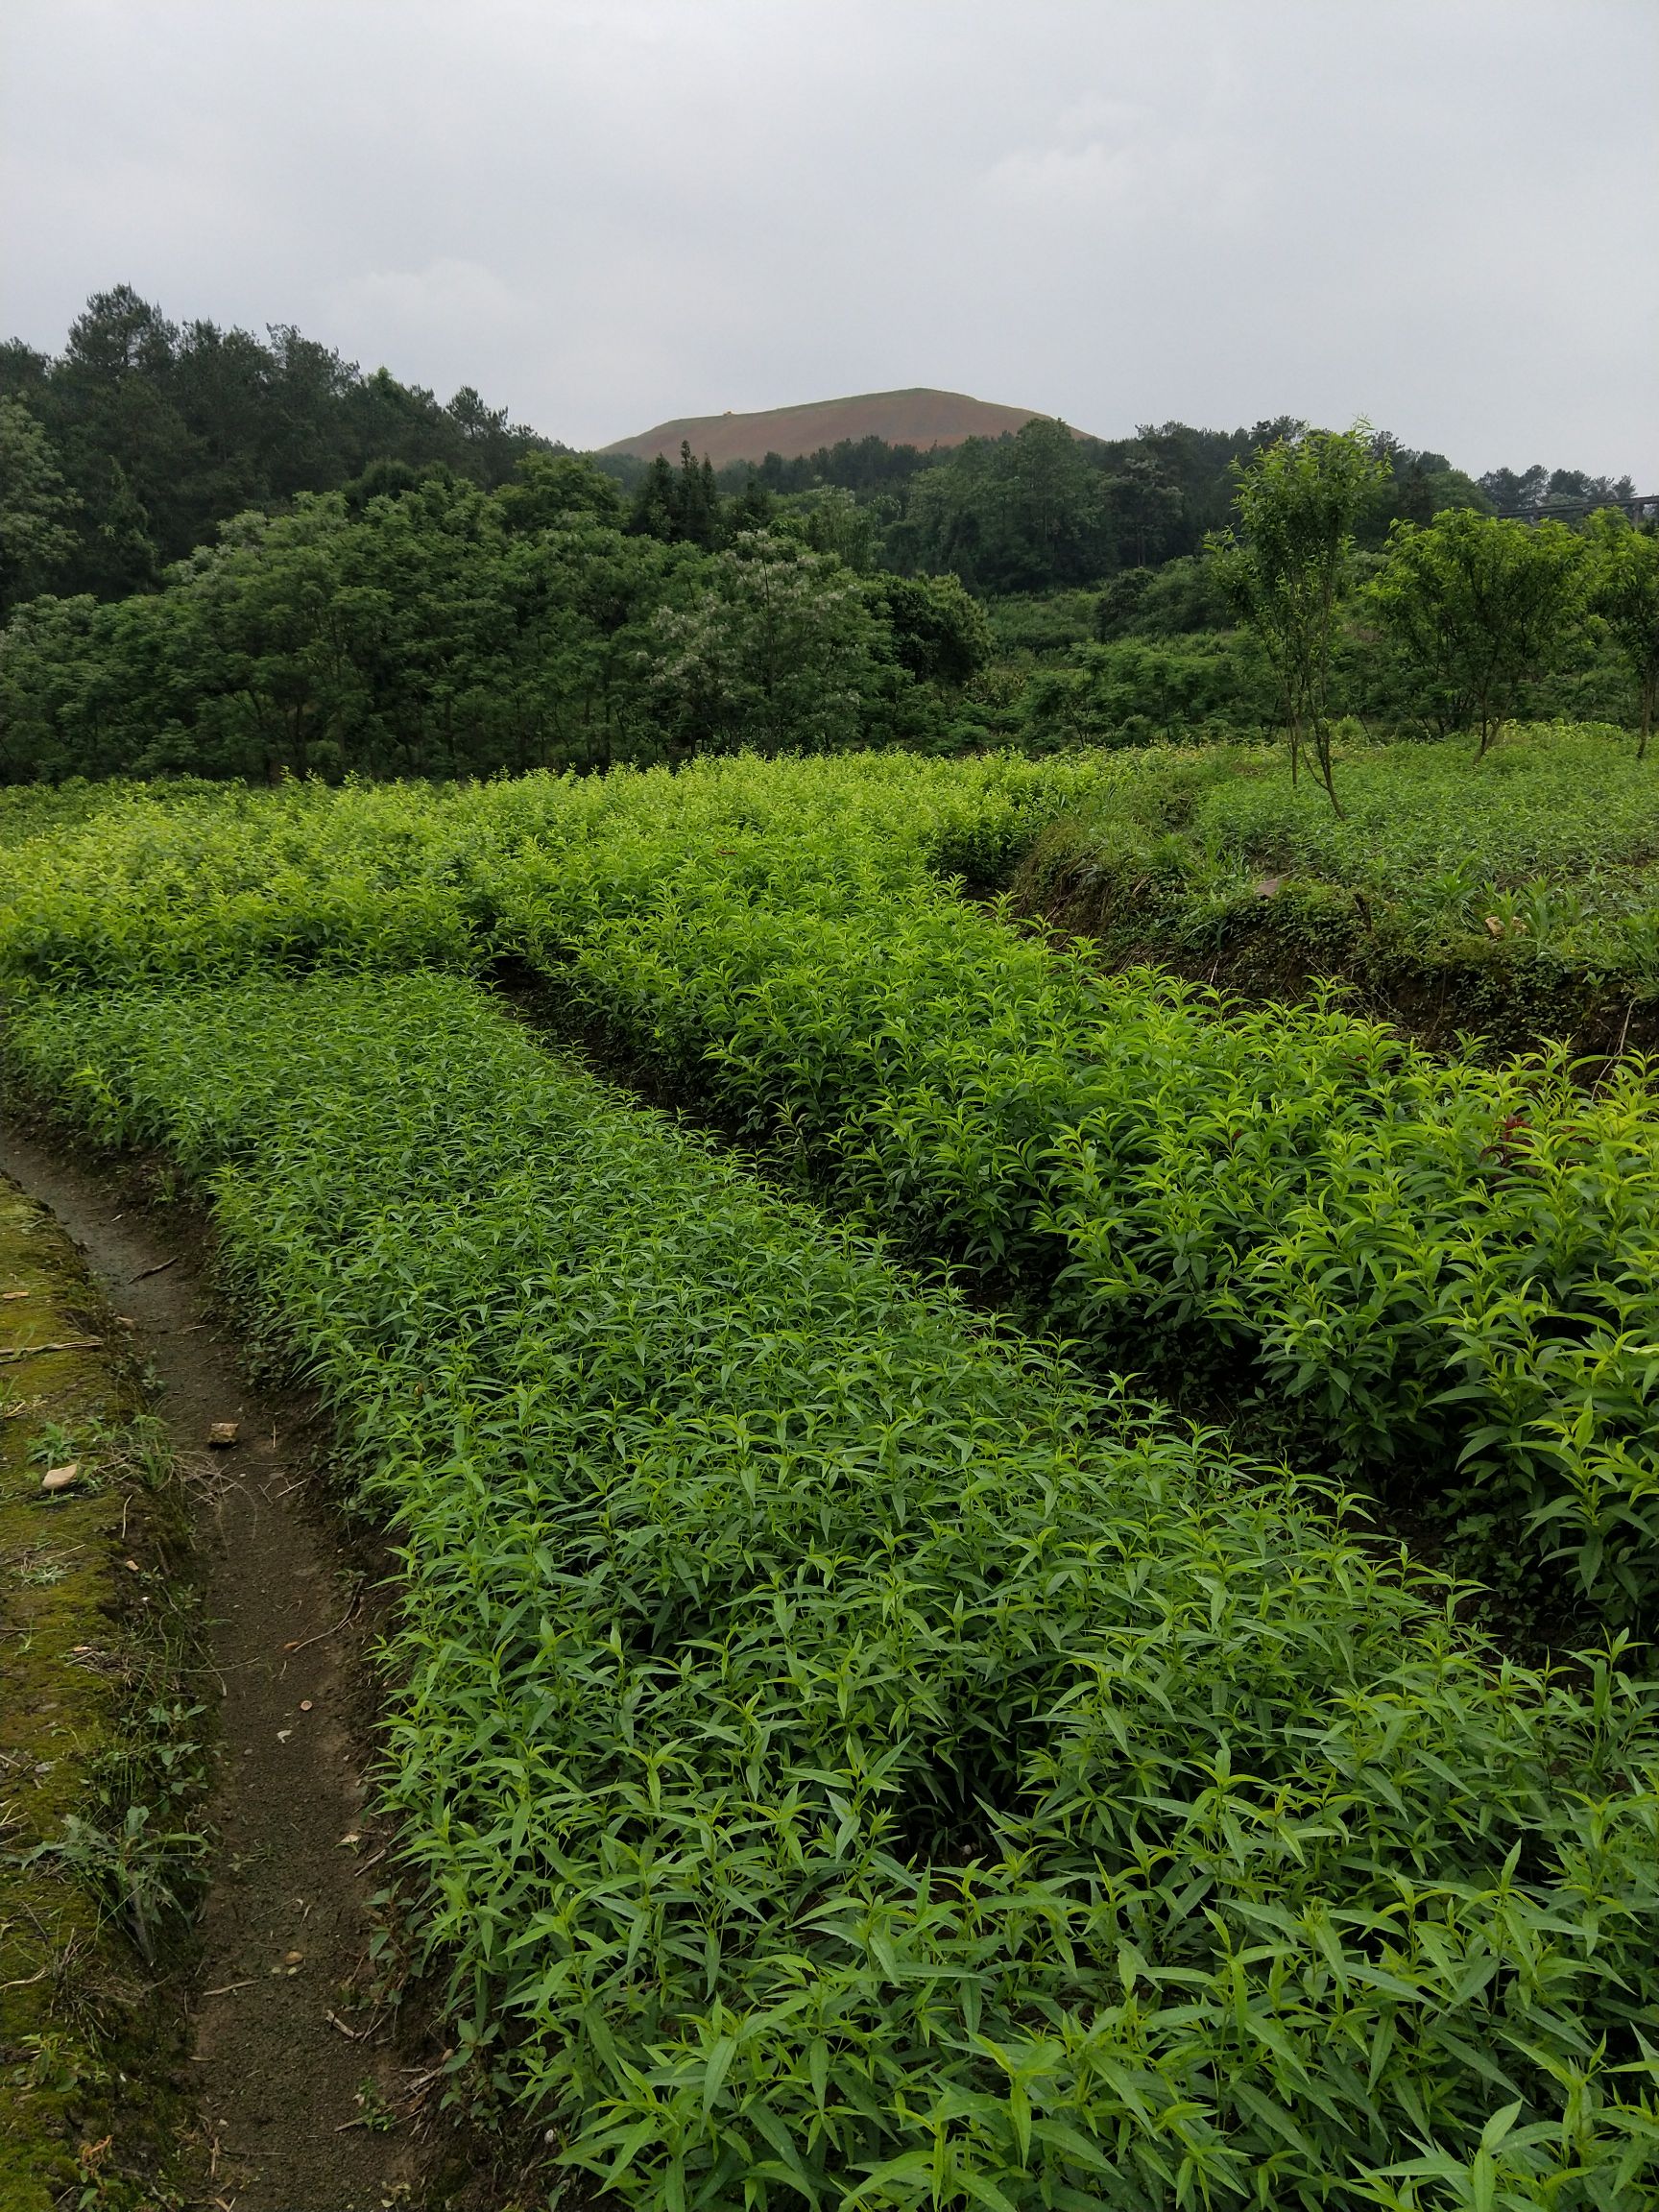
[1021,637,1274,749]
[0,752,1069,988]
[904,419,1115,592]
[1094,555,1234,640]
[0,776,217,849]
[0,470,971,782]
[0,775,492,982]
[629,441,724,548]
[891,421,1310,590]
[864,572,993,688]
[469,772,1659,1627]
[1357,437,1491,548]
[13,971,1659,2206]
[1479,465,1637,520]
[642,531,893,757]
[1187,726,1659,910]
[1369,514,1588,755]
[778,485,884,573]
[1014,720,1659,1042]
[0,397,80,615]
[0,285,552,596]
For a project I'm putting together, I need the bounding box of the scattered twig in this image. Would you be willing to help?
[279,1593,362,1658]
[201,1979,257,1998]
[398,2050,456,2106]
[0,1961,54,1992]
[325,2007,369,2040]
[132,1256,179,1282]
[0,1338,104,1363]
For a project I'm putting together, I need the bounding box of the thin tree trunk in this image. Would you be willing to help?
[1311,718,1345,818]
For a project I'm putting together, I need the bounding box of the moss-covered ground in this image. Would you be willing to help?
[0,1180,199,2212]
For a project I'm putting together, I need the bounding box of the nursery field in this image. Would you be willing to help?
[1016,725,1659,1051]
[4,732,1659,2203]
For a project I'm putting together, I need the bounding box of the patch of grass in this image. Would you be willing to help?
[1193,724,1659,899]
[1019,725,1659,1044]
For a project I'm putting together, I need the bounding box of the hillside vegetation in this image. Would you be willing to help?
[1015,723,1659,1053]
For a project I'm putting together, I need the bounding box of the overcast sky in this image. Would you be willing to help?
[3,0,1654,478]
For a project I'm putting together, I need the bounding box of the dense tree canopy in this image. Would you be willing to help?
[0,285,552,604]
[1583,511,1659,757]
[0,460,990,783]
[719,417,1499,591]
[6,288,1638,618]
[1479,463,1636,517]
[0,397,80,613]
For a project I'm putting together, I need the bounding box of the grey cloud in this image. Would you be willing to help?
[2,0,1653,476]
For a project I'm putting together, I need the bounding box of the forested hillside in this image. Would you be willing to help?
[0,286,1647,783]
[0,284,553,609]
[0,454,992,781]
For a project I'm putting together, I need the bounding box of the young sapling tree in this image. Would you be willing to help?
[1368,508,1586,757]
[1206,425,1383,816]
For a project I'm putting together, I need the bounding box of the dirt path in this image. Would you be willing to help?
[0,1125,427,2212]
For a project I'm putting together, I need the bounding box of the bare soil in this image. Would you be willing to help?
[597,385,1087,467]
[0,1126,451,2212]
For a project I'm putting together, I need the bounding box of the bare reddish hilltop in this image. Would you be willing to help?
[598,387,1094,467]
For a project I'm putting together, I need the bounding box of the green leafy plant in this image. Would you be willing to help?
[1369,511,1587,757]
[1584,511,1659,758]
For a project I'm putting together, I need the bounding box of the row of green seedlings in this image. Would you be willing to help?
[6,752,1659,1632]
[12,970,1659,2209]
[0,751,1078,991]
[466,768,1659,1639]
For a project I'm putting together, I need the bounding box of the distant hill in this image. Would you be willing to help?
[598,388,1092,468]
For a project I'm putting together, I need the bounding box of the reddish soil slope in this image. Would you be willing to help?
[598,387,1093,467]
